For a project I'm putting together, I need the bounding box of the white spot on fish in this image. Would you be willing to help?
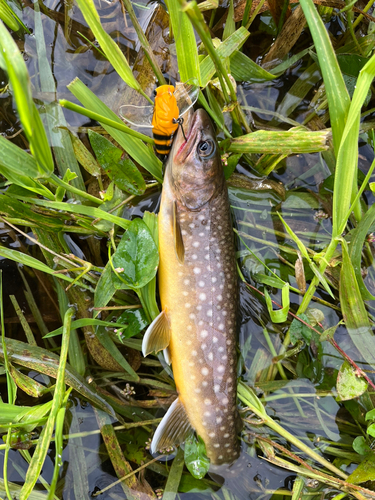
[222,397,229,405]
[218,347,224,353]
[222,355,228,361]
[207,309,213,317]
[188,361,194,367]
[199,293,206,301]
[201,367,209,376]
[198,281,205,287]
[220,426,225,431]
[192,254,198,260]
[226,340,232,345]
[217,365,225,373]
[195,388,201,393]
[202,380,208,387]
[212,277,217,283]
[181,230,187,236]
[187,339,192,345]
[208,352,213,361]
[189,313,196,320]
[218,455,223,459]
[193,267,201,274]
[185,303,191,308]
[184,279,190,285]
[205,254,210,260]
[199,232,204,237]
[202,343,207,350]
[222,310,227,316]
[214,443,220,448]
[217,294,223,301]
[209,432,215,437]
[196,305,202,311]
[198,214,205,221]
[201,330,208,338]
[204,398,212,406]
[204,411,211,417]
[189,223,195,229]
[218,323,224,330]
[192,350,197,356]
[214,384,220,392]
[193,241,200,248]
[217,417,222,424]
[213,337,218,343]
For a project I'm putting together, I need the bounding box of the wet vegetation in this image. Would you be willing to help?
[1,0,375,498]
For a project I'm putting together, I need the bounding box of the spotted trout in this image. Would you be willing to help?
[142,108,240,465]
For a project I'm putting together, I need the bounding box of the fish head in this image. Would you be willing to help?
[167,108,224,210]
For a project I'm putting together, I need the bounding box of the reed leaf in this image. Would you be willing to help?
[228,129,330,154]
[299,0,350,155]
[75,0,152,103]
[166,0,200,83]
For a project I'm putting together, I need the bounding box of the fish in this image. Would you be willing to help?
[119,82,199,158]
[142,108,240,465]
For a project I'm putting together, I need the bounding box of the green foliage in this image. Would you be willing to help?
[184,434,210,479]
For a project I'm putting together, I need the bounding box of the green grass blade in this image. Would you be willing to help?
[0,272,17,405]
[20,307,74,500]
[60,100,154,143]
[75,0,152,103]
[200,27,250,87]
[68,78,163,183]
[339,239,375,368]
[299,0,350,155]
[163,447,185,500]
[0,0,19,30]
[167,0,200,83]
[0,21,54,177]
[334,53,375,235]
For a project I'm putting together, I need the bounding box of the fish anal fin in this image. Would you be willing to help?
[163,347,171,365]
[142,309,171,357]
[151,397,193,453]
[173,201,184,264]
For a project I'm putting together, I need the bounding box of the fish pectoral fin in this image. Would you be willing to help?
[173,201,184,264]
[151,397,193,453]
[163,347,171,365]
[142,309,171,357]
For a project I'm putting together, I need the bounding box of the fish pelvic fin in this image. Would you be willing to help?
[173,201,185,264]
[142,309,171,357]
[151,397,193,453]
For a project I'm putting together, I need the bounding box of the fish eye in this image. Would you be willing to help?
[197,139,216,159]
[153,89,157,96]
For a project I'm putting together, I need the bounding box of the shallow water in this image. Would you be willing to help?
[1,0,375,498]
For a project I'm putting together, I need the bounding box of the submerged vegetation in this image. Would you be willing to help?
[0,0,375,498]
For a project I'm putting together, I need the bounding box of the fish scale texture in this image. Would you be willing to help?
[159,171,240,465]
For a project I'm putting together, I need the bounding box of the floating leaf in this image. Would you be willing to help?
[184,434,210,479]
[352,436,371,456]
[337,360,368,401]
[289,313,315,344]
[112,219,159,289]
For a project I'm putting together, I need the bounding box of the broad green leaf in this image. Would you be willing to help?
[299,0,350,155]
[365,409,375,421]
[346,452,375,484]
[167,0,200,83]
[117,309,148,339]
[184,434,210,479]
[352,436,371,455]
[336,360,368,401]
[89,130,146,195]
[94,262,117,318]
[223,0,235,40]
[68,78,162,183]
[264,284,289,323]
[112,218,159,289]
[339,240,375,368]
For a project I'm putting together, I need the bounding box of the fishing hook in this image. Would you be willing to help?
[173,117,187,141]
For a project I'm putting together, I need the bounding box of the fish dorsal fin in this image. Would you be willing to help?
[151,397,193,453]
[173,201,184,264]
[142,309,171,357]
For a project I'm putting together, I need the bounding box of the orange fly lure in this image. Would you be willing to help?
[120,80,199,160]
[152,85,180,156]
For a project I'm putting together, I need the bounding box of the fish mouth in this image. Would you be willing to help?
[174,109,199,162]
